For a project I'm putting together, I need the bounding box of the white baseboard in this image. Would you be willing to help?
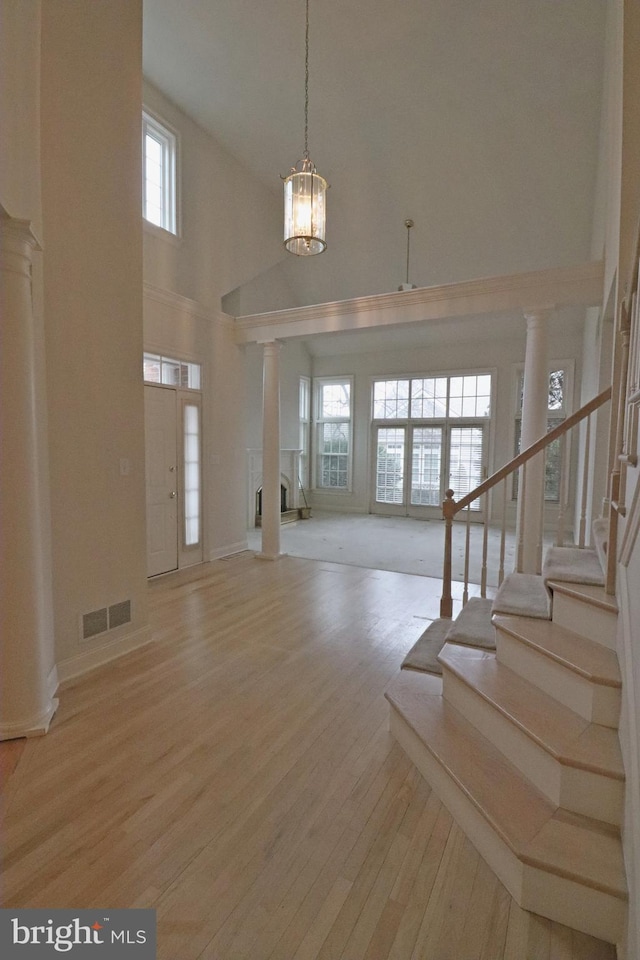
[208,540,249,560]
[48,663,60,699]
[56,625,153,683]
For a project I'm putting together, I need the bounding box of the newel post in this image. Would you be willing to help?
[441,489,456,618]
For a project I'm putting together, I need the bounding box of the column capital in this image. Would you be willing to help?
[0,207,41,249]
[0,209,41,280]
[523,307,553,325]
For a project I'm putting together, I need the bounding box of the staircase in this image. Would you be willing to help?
[386,545,627,947]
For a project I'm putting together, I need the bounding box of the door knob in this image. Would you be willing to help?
[169,491,176,499]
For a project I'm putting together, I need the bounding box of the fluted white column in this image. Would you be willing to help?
[516,310,550,573]
[0,211,58,738]
[259,341,282,560]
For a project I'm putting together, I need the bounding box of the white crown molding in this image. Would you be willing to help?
[234,261,604,344]
[143,282,234,328]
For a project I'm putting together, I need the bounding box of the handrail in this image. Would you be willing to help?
[439,385,612,617]
[445,386,612,517]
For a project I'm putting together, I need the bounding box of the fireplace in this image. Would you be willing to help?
[255,483,289,517]
[247,449,302,528]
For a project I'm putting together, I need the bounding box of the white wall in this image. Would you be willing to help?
[142,81,285,311]
[245,340,312,451]
[0,0,41,231]
[141,83,303,558]
[41,0,149,672]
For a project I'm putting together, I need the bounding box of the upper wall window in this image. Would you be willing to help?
[372,374,491,421]
[142,112,177,234]
[143,353,200,390]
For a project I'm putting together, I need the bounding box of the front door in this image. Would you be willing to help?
[145,385,178,576]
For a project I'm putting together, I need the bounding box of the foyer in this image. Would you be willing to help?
[0,554,616,960]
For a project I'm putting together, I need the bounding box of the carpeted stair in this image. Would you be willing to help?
[402,598,495,675]
[389,517,626,945]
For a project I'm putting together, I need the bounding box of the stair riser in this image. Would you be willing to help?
[389,706,623,943]
[552,593,617,650]
[496,630,621,729]
[560,765,624,828]
[523,865,625,945]
[442,669,622,827]
[389,706,525,899]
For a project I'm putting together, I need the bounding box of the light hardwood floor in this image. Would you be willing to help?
[1,555,614,959]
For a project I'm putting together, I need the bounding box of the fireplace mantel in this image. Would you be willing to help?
[247,449,302,526]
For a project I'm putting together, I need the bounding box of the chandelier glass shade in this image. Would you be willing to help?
[283,0,327,256]
[283,157,327,255]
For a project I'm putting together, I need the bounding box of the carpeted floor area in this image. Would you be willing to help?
[247,510,546,585]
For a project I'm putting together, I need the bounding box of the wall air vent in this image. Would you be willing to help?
[81,600,132,641]
[82,608,108,640]
[108,600,131,629]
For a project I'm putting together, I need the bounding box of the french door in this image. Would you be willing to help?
[372,423,486,519]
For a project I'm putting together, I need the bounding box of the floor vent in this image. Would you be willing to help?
[109,600,132,629]
[219,550,254,561]
[82,608,108,640]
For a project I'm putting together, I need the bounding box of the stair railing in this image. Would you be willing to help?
[440,386,612,618]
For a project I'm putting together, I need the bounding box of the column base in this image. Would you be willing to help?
[0,697,59,741]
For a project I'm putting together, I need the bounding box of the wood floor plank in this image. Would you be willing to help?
[0,555,617,960]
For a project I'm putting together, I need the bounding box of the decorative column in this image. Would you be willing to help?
[0,211,58,738]
[516,309,550,573]
[258,341,282,560]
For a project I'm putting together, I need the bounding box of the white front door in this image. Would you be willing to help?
[145,385,178,576]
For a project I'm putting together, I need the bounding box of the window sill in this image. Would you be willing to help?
[143,220,183,247]
[313,488,353,495]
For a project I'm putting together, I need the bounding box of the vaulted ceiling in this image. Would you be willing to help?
[142,0,607,315]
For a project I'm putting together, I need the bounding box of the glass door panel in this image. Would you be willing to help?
[374,427,406,509]
[410,427,442,507]
[449,425,484,510]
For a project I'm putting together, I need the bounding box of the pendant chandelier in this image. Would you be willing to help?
[283,0,328,256]
[398,219,417,290]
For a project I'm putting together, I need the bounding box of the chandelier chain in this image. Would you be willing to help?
[304,0,309,159]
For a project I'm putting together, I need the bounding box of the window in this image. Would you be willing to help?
[373,374,491,420]
[314,378,353,490]
[371,373,491,514]
[143,353,201,390]
[299,377,311,493]
[183,402,201,547]
[513,367,569,501]
[142,112,177,234]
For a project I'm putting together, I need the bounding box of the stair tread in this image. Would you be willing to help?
[547,580,618,614]
[386,671,627,900]
[493,616,622,687]
[438,644,624,779]
[492,572,552,620]
[542,546,605,587]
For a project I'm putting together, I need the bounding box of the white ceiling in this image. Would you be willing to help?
[142,0,607,315]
